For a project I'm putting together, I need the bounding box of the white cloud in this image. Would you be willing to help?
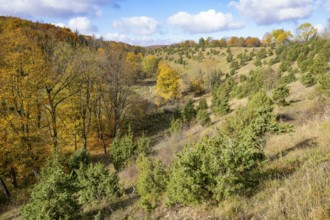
[68,17,97,34]
[105,33,130,43]
[315,24,325,34]
[167,9,244,34]
[0,0,119,18]
[112,16,159,35]
[105,32,174,46]
[230,0,315,25]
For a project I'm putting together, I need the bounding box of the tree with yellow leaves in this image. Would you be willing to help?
[141,55,158,78]
[156,61,180,100]
[126,51,143,82]
[0,26,50,188]
[271,29,293,45]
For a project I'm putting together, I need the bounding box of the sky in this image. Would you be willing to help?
[0,0,329,46]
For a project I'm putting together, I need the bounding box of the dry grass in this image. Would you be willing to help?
[125,74,330,219]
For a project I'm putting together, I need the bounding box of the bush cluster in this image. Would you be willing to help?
[21,156,121,219]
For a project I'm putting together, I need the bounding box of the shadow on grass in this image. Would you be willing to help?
[269,137,317,162]
[242,138,317,198]
[133,110,176,139]
[135,79,156,87]
[82,189,140,220]
[276,113,294,122]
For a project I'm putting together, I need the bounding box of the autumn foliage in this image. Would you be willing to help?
[156,61,180,100]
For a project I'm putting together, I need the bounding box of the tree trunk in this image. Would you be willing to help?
[10,167,17,188]
[0,177,10,201]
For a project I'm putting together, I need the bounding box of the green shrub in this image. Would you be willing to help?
[136,134,152,155]
[256,48,267,60]
[299,58,313,73]
[226,53,233,63]
[230,68,237,75]
[182,100,197,125]
[310,54,328,74]
[221,91,283,139]
[110,129,136,170]
[167,92,287,205]
[239,74,247,82]
[197,109,211,126]
[279,61,290,72]
[279,72,296,84]
[230,60,239,69]
[76,163,121,205]
[212,78,234,115]
[317,73,330,96]
[21,157,81,220]
[169,118,183,136]
[212,95,229,115]
[197,98,208,111]
[68,149,90,171]
[136,155,168,209]
[167,138,218,205]
[301,73,316,87]
[235,69,264,98]
[272,85,290,106]
[269,56,280,65]
[167,133,264,205]
[254,58,262,67]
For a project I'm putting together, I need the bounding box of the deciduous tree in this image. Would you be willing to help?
[296,22,317,42]
[156,61,180,100]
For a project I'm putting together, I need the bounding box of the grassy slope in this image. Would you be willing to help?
[1,46,329,219]
[109,47,330,219]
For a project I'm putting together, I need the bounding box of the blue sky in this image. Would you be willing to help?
[0,0,329,46]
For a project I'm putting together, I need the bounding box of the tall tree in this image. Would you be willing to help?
[43,42,79,154]
[141,55,158,78]
[69,48,98,151]
[101,48,134,137]
[296,22,317,42]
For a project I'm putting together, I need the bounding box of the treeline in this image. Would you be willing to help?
[153,22,322,51]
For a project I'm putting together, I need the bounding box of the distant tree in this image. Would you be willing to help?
[219,38,227,47]
[141,55,158,78]
[271,29,293,45]
[296,22,317,42]
[227,36,245,47]
[262,32,273,46]
[198,37,206,47]
[126,52,143,82]
[245,37,261,47]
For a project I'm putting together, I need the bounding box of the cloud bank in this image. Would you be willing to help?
[168,9,244,34]
[0,0,119,18]
[113,16,159,35]
[230,0,315,25]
